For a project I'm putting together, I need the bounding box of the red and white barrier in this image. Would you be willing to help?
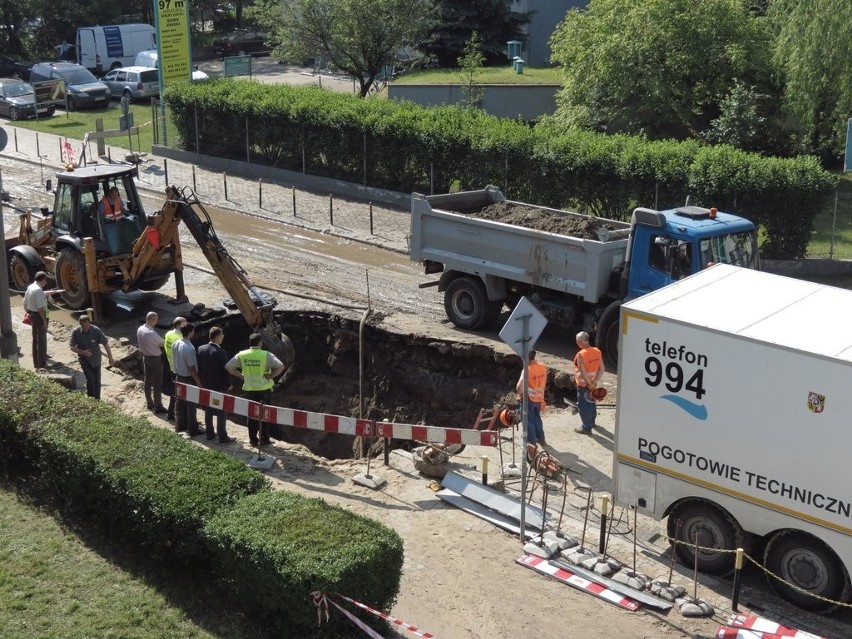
[263,405,373,437]
[311,591,437,639]
[376,421,498,447]
[174,382,498,446]
[716,613,826,639]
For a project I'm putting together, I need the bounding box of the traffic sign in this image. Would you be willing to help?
[499,296,547,359]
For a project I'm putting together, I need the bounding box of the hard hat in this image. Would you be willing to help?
[499,408,516,427]
[589,387,607,401]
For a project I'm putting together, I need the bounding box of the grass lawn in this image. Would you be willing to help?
[9,102,160,154]
[394,65,562,84]
[0,483,273,639]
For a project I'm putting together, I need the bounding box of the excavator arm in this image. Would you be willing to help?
[133,185,295,367]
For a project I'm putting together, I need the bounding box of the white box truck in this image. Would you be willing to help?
[76,24,157,75]
[614,264,852,610]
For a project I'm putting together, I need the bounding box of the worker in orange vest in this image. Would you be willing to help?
[516,349,548,447]
[573,331,605,435]
[99,186,125,221]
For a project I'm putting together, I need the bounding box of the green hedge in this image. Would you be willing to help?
[0,361,403,636]
[164,79,837,259]
[206,491,404,635]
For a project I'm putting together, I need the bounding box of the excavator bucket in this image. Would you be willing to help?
[260,324,296,369]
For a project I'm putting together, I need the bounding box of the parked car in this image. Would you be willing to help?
[214,29,270,58]
[0,55,33,81]
[135,50,210,82]
[100,66,159,100]
[29,61,110,110]
[0,78,55,120]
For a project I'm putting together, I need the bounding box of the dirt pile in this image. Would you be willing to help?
[467,201,619,239]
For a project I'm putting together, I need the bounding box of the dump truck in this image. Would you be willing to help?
[409,186,758,368]
[614,264,852,610]
[5,163,293,365]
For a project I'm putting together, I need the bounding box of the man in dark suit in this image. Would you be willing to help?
[197,326,236,443]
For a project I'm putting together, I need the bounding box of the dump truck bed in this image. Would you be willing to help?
[409,186,630,303]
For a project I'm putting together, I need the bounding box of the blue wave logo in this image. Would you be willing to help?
[660,395,708,420]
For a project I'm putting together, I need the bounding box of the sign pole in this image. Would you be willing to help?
[0,152,20,362]
[518,313,531,541]
[499,295,547,543]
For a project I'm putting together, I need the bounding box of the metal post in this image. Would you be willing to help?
[223,172,228,201]
[58,138,62,160]
[830,190,838,260]
[163,158,169,187]
[481,456,489,485]
[599,494,609,554]
[258,178,262,208]
[369,202,374,235]
[108,147,112,163]
[14,128,18,152]
[192,165,196,192]
[518,313,531,541]
[731,548,744,611]
[0,167,20,362]
[329,194,334,225]
[36,132,40,158]
[292,187,297,216]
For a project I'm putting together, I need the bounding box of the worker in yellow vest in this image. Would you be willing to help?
[516,349,548,447]
[163,316,186,422]
[226,332,285,446]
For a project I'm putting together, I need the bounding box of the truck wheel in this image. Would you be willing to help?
[764,531,851,611]
[597,301,621,371]
[444,277,489,329]
[55,249,90,309]
[668,499,747,576]
[9,254,37,291]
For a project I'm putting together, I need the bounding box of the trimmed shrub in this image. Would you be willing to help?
[0,361,404,635]
[164,80,836,259]
[205,491,404,636]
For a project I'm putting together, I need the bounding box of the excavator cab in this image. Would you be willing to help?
[50,168,147,256]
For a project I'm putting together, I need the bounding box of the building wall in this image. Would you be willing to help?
[387,84,559,121]
[515,0,586,66]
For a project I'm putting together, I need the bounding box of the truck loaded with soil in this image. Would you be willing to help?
[410,185,759,368]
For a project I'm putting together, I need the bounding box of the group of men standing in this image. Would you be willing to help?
[516,331,605,448]
[136,313,285,446]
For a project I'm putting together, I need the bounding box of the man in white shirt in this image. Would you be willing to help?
[23,271,49,370]
[137,311,166,413]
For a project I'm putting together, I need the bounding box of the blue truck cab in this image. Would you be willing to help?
[595,205,758,367]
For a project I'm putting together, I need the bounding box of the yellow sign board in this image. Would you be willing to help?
[154,0,192,90]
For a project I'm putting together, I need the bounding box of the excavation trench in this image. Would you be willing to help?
[120,310,574,460]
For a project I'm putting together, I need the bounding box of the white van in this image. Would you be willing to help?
[76,24,157,75]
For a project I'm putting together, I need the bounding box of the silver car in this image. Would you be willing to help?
[100,66,159,101]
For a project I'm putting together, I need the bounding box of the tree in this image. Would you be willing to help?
[549,0,775,142]
[422,0,530,67]
[250,0,435,97]
[457,31,485,108]
[769,0,852,160]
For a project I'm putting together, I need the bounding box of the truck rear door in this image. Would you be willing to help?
[77,29,97,71]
